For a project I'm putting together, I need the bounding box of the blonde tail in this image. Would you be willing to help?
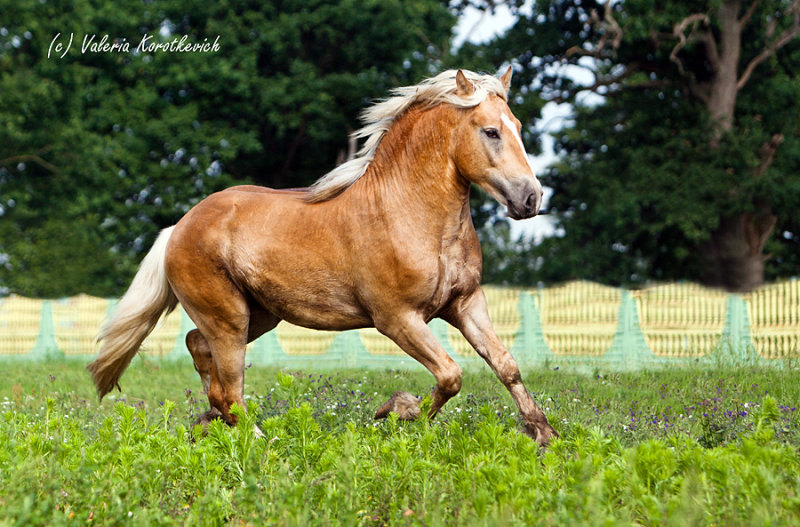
[87,226,178,398]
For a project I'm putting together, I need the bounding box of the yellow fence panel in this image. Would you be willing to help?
[140,307,183,357]
[745,280,800,359]
[0,296,42,355]
[52,295,109,356]
[3,280,800,362]
[538,281,620,356]
[276,322,338,355]
[635,283,727,357]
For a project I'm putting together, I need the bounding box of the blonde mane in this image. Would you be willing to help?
[304,69,508,203]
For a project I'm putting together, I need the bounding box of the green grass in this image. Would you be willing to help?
[1,358,799,525]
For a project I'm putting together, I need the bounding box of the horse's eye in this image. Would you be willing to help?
[484,129,499,139]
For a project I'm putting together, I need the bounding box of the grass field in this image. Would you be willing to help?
[1,358,799,525]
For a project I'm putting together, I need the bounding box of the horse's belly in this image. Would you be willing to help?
[249,281,372,331]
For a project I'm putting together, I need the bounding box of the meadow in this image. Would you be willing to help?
[1,358,799,526]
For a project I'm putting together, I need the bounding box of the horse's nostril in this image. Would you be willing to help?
[525,192,539,213]
[521,191,542,217]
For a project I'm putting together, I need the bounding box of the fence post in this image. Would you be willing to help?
[249,330,285,366]
[602,290,655,370]
[327,330,371,369]
[29,300,63,359]
[428,318,475,369]
[710,294,760,366]
[511,291,553,367]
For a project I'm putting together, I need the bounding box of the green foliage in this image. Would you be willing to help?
[0,0,454,296]
[1,360,800,524]
[478,0,800,287]
[5,0,799,293]
[477,218,541,286]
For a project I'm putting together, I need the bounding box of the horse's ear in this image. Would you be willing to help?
[455,69,475,97]
[500,66,513,92]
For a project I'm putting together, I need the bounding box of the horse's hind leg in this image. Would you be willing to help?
[374,313,462,420]
[186,329,223,426]
[182,312,248,427]
[185,306,279,429]
[187,329,213,394]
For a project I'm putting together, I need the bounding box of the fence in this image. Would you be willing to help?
[1,281,798,370]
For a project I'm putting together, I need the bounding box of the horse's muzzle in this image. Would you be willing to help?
[507,190,542,220]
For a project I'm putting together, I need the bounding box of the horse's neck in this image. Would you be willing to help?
[351,106,470,229]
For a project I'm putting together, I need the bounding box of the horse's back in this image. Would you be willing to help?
[166,185,373,330]
[223,184,311,196]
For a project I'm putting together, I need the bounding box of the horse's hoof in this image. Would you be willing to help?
[374,391,421,421]
[189,408,223,439]
[193,407,223,426]
[524,420,559,448]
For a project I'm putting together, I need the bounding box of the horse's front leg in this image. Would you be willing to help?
[445,289,557,447]
[374,313,462,420]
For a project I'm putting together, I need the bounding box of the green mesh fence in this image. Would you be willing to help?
[1,282,797,369]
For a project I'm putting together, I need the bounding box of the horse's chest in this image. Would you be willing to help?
[425,242,481,317]
[440,251,479,289]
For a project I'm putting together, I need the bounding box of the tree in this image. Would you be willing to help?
[0,0,453,296]
[489,0,800,291]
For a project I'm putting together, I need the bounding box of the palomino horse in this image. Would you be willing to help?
[88,68,557,446]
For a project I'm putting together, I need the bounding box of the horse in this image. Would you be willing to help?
[88,67,558,446]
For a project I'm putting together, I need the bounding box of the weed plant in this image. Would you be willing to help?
[1,358,799,525]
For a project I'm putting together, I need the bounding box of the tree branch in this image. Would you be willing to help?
[546,65,637,103]
[744,210,777,257]
[737,0,800,90]
[670,13,714,76]
[565,2,622,59]
[753,133,784,178]
[739,0,762,29]
[669,13,719,103]
[0,154,59,173]
[739,133,783,259]
[697,27,721,72]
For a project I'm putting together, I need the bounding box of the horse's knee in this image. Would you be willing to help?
[498,363,522,388]
[438,362,462,398]
[489,352,522,387]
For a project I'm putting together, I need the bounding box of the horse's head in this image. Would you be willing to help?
[451,68,543,220]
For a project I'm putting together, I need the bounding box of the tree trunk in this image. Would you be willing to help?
[700,209,777,292]
[699,0,776,292]
[706,0,741,141]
